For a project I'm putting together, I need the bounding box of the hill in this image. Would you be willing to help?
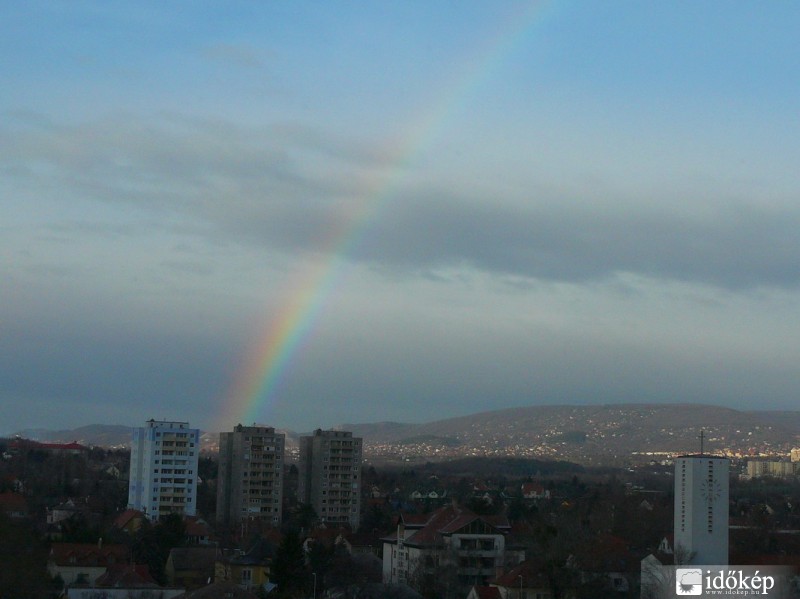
[10,424,134,448]
[339,403,800,465]
[10,404,800,465]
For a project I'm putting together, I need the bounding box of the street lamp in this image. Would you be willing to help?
[519,574,523,599]
[312,572,317,599]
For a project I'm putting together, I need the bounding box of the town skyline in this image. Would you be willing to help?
[7,403,800,468]
[4,3,800,433]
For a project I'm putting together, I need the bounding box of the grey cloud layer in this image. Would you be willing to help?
[364,198,800,289]
[4,114,798,290]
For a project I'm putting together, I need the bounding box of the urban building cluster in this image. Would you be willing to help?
[6,420,800,599]
[743,448,800,479]
[127,420,362,530]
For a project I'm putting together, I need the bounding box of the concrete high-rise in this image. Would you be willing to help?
[217,424,285,528]
[299,429,362,529]
[674,455,729,565]
[128,419,199,520]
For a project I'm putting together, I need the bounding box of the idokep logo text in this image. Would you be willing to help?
[675,567,779,597]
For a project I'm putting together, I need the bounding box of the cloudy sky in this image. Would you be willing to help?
[3,2,800,434]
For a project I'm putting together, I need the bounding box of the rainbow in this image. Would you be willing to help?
[218,0,559,428]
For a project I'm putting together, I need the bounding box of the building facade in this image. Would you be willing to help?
[128,419,199,520]
[745,459,797,478]
[673,455,729,565]
[298,429,362,529]
[382,505,522,593]
[217,424,285,528]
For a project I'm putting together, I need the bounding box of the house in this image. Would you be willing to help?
[521,483,550,500]
[382,503,523,594]
[491,557,574,599]
[41,441,89,456]
[185,516,213,545]
[66,564,185,599]
[113,508,146,534]
[7,438,89,457]
[48,498,91,525]
[94,564,159,587]
[572,534,639,595]
[302,526,356,561]
[215,538,275,591]
[174,580,262,598]
[657,534,673,555]
[346,530,385,556]
[104,464,121,478]
[0,491,28,518]
[640,553,673,599]
[48,542,130,586]
[467,586,502,599]
[165,547,218,591]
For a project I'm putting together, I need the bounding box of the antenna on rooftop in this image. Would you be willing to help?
[699,429,705,456]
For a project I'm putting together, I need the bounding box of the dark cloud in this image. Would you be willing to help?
[356,195,800,289]
[4,114,799,292]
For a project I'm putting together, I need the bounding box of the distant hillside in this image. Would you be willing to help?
[9,424,226,452]
[11,404,800,464]
[11,424,134,448]
[747,410,800,432]
[339,403,800,463]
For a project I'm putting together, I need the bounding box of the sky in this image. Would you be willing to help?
[3,1,800,434]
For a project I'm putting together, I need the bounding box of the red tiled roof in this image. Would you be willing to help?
[167,547,217,571]
[184,516,211,537]
[400,512,431,527]
[521,482,546,495]
[438,512,481,534]
[472,586,502,599]
[0,492,27,512]
[113,509,144,529]
[94,564,159,588]
[178,580,260,598]
[49,543,130,567]
[493,558,552,588]
[574,534,638,572]
[391,505,507,548]
[307,526,348,543]
[41,442,87,451]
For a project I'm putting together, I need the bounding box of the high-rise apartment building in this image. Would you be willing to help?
[674,455,729,565]
[128,419,199,520]
[299,429,362,529]
[217,424,285,528]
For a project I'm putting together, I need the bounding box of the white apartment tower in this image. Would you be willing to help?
[217,424,285,528]
[299,429,362,529]
[674,455,729,565]
[128,419,199,520]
